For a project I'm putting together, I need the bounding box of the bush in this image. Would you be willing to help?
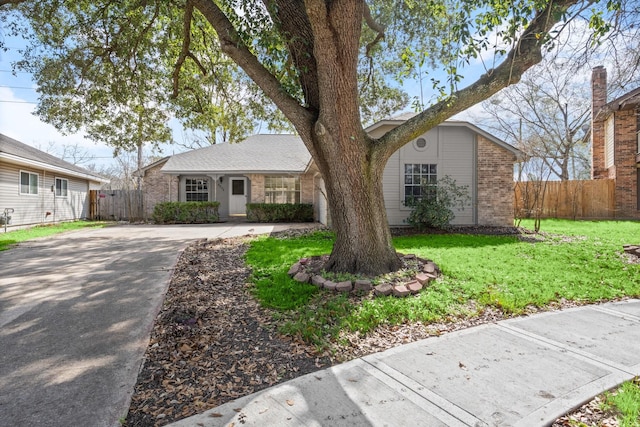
[246,203,314,222]
[405,175,470,230]
[152,202,220,224]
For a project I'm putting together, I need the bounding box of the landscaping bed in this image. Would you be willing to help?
[125,220,640,426]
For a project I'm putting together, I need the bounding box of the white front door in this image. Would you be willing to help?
[229,178,247,215]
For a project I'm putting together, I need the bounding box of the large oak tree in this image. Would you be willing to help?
[1,0,622,275]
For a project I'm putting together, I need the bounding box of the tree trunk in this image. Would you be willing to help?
[313,128,402,276]
[299,0,401,276]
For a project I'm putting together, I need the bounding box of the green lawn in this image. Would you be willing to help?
[601,379,640,427]
[245,219,640,349]
[0,221,107,251]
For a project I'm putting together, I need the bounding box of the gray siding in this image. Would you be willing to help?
[381,126,476,226]
[0,161,91,228]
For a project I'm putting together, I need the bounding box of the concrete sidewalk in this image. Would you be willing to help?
[0,223,314,427]
[170,299,640,427]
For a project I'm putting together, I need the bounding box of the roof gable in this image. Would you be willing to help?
[0,133,108,183]
[366,114,522,157]
[605,86,640,112]
[162,134,312,174]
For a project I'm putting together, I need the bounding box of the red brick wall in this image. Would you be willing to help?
[141,161,179,218]
[612,109,640,218]
[477,136,517,226]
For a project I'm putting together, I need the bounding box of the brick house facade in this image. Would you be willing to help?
[477,135,518,226]
[139,120,520,226]
[591,66,640,218]
[137,157,179,218]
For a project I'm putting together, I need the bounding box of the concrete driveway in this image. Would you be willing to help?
[0,223,306,427]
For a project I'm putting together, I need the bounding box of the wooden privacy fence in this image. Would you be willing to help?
[89,190,144,221]
[514,179,616,219]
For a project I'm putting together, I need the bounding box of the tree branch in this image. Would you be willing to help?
[363,1,385,59]
[192,0,314,132]
[173,1,200,98]
[376,0,581,159]
[0,0,27,6]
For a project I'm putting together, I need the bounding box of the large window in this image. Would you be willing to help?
[185,178,209,202]
[20,171,38,195]
[404,163,437,203]
[55,178,68,197]
[265,176,300,204]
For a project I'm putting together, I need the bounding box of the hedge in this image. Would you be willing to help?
[246,203,314,222]
[152,202,220,224]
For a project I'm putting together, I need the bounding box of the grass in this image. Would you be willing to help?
[245,219,640,350]
[0,221,107,251]
[601,378,640,427]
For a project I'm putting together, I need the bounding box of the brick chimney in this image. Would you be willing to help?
[591,66,607,179]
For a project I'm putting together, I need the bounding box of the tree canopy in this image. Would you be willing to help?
[0,0,629,274]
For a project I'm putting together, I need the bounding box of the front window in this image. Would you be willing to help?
[404,163,437,203]
[185,178,209,202]
[55,178,68,197]
[265,176,300,204]
[20,171,38,195]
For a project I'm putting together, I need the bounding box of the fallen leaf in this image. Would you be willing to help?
[348,378,358,383]
[209,412,223,418]
[286,400,295,406]
[259,408,269,414]
[233,408,242,412]
[459,362,467,370]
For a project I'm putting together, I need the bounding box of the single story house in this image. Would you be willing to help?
[0,133,109,230]
[591,66,640,218]
[139,116,522,226]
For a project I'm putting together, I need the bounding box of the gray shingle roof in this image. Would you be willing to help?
[162,134,311,174]
[0,133,108,182]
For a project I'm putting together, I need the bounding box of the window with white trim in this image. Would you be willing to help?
[20,171,39,195]
[55,178,68,197]
[404,163,437,203]
[185,178,209,201]
[265,176,300,204]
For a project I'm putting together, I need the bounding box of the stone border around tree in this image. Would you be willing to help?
[287,253,441,298]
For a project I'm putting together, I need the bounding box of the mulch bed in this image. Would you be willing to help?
[124,238,330,426]
[124,228,636,426]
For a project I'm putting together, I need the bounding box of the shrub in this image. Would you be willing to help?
[152,202,220,224]
[405,175,470,230]
[246,203,314,222]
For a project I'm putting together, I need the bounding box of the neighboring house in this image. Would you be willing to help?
[139,117,522,226]
[591,66,640,218]
[0,133,109,229]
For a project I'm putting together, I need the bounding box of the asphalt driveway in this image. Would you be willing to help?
[0,223,305,427]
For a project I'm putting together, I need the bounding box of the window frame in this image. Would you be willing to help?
[264,176,301,204]
[184,177,209,202]
[403,163,437,206]
[19,170,39,196]
[55,177,69,197]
